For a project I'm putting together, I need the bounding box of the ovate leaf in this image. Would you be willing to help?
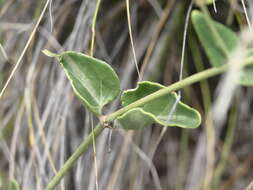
[192,10,253,86]
[191,10,238,67]
[116,81,201,129]
[43,50,120,115]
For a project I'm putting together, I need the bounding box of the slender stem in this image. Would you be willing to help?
[45,124,103,190]
[90,113,99,190]
[0,0,51,100]
[90,0,102,57]
[45,57,253,190]
[126,0,141,79]
[90,1,102,189]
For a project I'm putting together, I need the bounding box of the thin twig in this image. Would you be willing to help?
[45,56,253,190]
[0,0,51,100]
[90,0,102,57]
[90,113,99,190]
[126,0,141,79]
[178,0,193,96]
[241,0,252,32]
[139,0,174,80]
[49,0,53,32]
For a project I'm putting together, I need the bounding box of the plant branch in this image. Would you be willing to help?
[45,124,103,190]
[45,57,253,190]
[106,56,253,121]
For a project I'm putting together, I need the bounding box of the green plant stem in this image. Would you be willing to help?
[45,124,103,190]
[90,0,102,56]
[106,66,221,121]
[45,57,253,190]
[189,33,212,113]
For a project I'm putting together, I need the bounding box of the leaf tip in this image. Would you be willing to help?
[191,10,201,20]
[193,110,202,128]
[42,49,60,59]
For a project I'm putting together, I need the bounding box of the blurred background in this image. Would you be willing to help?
[0,0,253,190]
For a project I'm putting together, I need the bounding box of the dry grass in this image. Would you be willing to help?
[0,0,253,190]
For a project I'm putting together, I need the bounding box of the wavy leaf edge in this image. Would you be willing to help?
[119,81,201,129]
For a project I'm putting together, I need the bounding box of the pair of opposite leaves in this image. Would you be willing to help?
[43,10,253,130]
[43,49,201,130]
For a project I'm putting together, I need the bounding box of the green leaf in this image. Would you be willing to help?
[240,65,253,86]
[43,50,120,115]
[191,10,253,86]
[191,10,238,67]
[241,49,253,86]
[115,108,156,130]
[116,81,201,129]
[10,180,20,190]
[0,0,6,6]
